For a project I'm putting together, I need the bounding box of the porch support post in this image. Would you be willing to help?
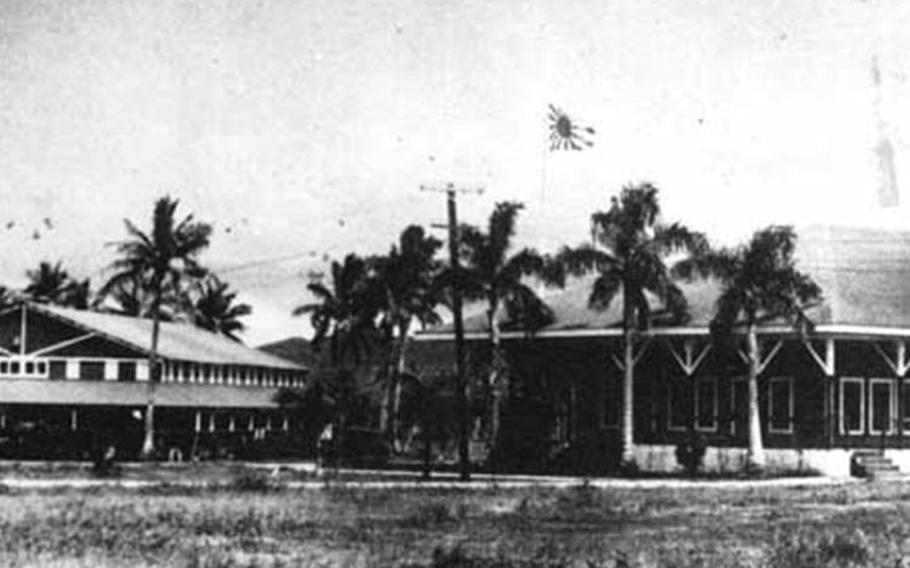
[871,340,910,378]
[804,337,837,447]
[665,338,711,377]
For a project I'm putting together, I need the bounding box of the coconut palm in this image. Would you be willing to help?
[456,201,565,450]
[191,275,252,342]
[100,196,212,458]
[673,225,821,469]
[0,285,18,311]
[558,183,705,466]
[368,225,444,444]
[24,261,91,309]
[293,253,376,367]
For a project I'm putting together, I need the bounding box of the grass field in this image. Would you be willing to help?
[1,470,910,567]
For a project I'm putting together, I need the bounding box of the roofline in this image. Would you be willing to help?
[415,323,910,341]
[28,303,306,370]
[28,302,153,358]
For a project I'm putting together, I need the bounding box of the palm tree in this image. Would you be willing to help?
[293,253,376,367]
[24,261,91,309]
[191,275,252,342]
[368,225,444,445]
[100,196,212,459]
[673,225,821,469]
[456,201,565,451]
[0,285,18,311]
[558,183,705,467]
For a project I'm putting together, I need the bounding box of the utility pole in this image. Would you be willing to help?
[421,182,483,482]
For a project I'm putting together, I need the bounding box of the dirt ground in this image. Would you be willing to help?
[0,465,908,567]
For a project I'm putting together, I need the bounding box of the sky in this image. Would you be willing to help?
[0,0,909,345]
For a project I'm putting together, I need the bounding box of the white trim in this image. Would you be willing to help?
[803,338,835,376]
[29,333,97,356]
[767,376,794,434]
[869,378,897,435]
[415,323,910,343]
[873,341,910,378]
[840,377,866,436]
[694,376,718,432]
[665,339,711,376]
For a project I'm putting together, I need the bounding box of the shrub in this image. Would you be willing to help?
[675,434,706,478]
[226,471,281,493]
[767,528,873,568]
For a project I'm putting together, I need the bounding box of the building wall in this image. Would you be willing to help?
[494,333,910,474]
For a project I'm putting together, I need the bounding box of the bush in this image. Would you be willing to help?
[767,528,873,568]
[226,471,281,493]
[675,435,706,478]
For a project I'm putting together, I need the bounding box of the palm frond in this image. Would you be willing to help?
[555,244,616,277]
[588,271,622,311]
[487,201,524,269]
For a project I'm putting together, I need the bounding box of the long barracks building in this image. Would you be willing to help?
[412,226,910,477]
[0,302,306,460]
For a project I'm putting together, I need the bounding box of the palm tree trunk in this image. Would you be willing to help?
[620,288,636,466]
[378,343,394,435]
[746,322,766,469]
[488,303,505,453]
[141,282,162,460]
[391,320,411,453]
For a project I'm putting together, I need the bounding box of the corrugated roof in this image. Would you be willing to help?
[32,304,304,370]
[0,379,279,408]
[421,225,910,335]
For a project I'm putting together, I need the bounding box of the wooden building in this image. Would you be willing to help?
[0,302,306,460]
[412,226,910,476]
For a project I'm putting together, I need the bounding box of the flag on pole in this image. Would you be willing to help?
[871,55,899,207]
[548,104,595,151]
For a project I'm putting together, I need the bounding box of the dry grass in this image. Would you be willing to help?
[1,478,910,566]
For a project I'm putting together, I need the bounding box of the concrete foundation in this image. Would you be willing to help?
[632,445,865,477]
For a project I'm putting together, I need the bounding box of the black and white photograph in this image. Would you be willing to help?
[1,0,910,566]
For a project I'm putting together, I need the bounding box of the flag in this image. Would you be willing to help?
[548,104,595,151]
[876,136,899,208]
[872,55,899,207]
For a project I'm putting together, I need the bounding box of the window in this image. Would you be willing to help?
[24,362,34,374]
[10,361,19,374]
[901,382,910,432]
[695,377,717,431]
[36,362,46,374]
[49,360,66,380]
[768,377,794,433]
[0,361,8,374]
[870,378,895,435]
[667,378,689,431]
[840,378,865,435]
[79,361,105,381]
[79,361,104,381]
[118,362,137,382]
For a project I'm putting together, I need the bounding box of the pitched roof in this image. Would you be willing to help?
[32,304,304,370]
[420,225,910,336]
[258,337,320,368]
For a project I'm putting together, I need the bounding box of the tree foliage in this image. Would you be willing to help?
[24,261,91,309]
